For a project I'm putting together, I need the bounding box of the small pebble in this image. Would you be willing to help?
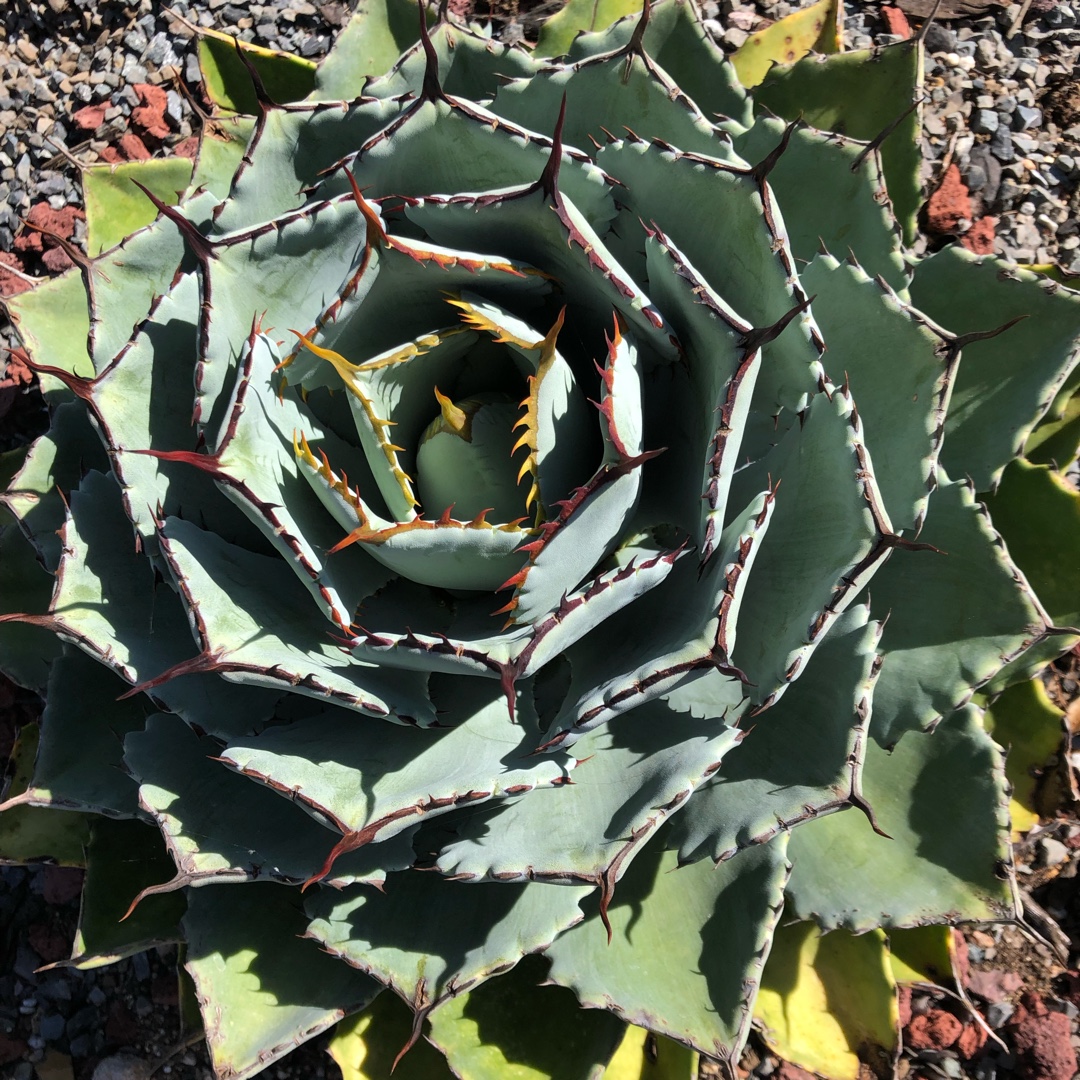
[1038,836,1070,866]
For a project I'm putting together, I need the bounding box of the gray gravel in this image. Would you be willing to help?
[2,0,1080,1078]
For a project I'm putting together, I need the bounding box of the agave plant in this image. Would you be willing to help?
[2,0,1080,1076]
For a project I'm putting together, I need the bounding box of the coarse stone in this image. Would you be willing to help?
[973,108,1000,134]
[1039,836,1070,866]
[991,127,1016,160]
[1014,104,1043,129]
[38,1012,66,1042]
[92,1056,150,1080]
[924,23,956,51]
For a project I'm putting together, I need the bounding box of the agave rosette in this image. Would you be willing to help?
[2,1,1080,1076]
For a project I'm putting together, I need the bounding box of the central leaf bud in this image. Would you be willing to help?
[416,388,529,523]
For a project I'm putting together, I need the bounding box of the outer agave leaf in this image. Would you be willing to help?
[730,0,841,88]
[362,19,542,102]
[184,883,381,1080]
[980,459,1080,687]
[83,158,195,256]
[64,817,186,969]
[668,604,879,865]
[189,116,256,198]
[426,957,627,1080]
[536,0,643,57]
[731,118,906,291]
[727,387,892,708]
[753,42,924,244]
[490,38,735,161]
[595,136,823,412]
[869,476,1049,746]
[798,253,953,531]
[983,457,1080,626]
[783,705,1016,930]
[1027,385,1080,469]
[210,100,405,233]
[0,507,62,689]
[329,991,455,1080]
[5,400,108,570]
[432,698,743,909]
[156,516,436,724]
[909,248,1080,491]
[7,650,145,818]
[754,922,897,1080]
[218,677,574,884]
[310,0,430,99]
[20,471,203,687]
[123,713,415,894]
[984,678,1065,836]
[0,724,93,865]
[197,32,316,113]
[304,874,592,1026]
[7,189,218,380]
[545,837,790,1068]
[565,0,751,128]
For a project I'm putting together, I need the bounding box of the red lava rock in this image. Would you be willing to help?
[72,103,107,131]
[1009,992,1078,1080]
[952,927,970,988]
[42,865,84,905]
[97,145,124,164]
[906,1007,964,1050]
[898,985,913,1029]
[42,245,76,272]
[0,1033,29,1065]
[774,1063,817,1080]
[957,1020,989,1060]
[132,83,170,139]
[13,203,84,253]
[967,968,1024,1003]
[0,251,31,297]
[173,135,200,159]
[961,215,997,255]
[118,133,152,161]
[880,4,913,37]
[105,1000,140,1046]
[924,163,972,236]
[28,923,71,964]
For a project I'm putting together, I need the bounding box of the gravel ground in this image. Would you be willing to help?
[2,0,1080,1078]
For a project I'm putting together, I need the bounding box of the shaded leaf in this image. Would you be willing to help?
[546,837,790,1066]
[184,883,380,1080]
[428,955,627,1080]
[754,923,897,1080]
[983,678,1065,836]
[67,817,185,969]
